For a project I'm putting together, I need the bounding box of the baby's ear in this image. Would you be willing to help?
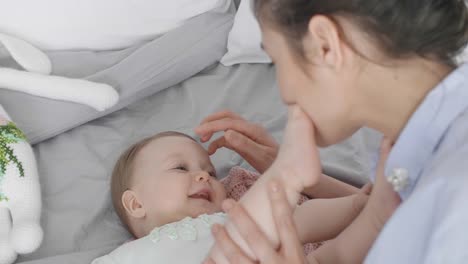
[122,190,146,219]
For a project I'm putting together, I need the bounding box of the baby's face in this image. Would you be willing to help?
[130,136,226,228]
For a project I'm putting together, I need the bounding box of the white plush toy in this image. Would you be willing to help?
[0,33,119,264]
[0,105,42,264]
[0,33,119,111]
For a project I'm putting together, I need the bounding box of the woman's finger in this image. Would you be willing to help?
[202,259,215,264]
[375,137,394,187]
[200,110,244,125]
[378,138,392,168]
[195,119,275,146]
[195,117,246,143]
[207,136,228,155]
[197,111,244,142]
[223,200,278,263]
[207,130,276,173]
[361,183,373,195]
[225,130,277,173]
[211,224,254,264]
[196,118,256,140]
[207,130,258,154]
[268,181,305,261]
[224,130,275,173]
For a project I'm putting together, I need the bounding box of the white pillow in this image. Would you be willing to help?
[0,0,230,51]
[221,0,271,66]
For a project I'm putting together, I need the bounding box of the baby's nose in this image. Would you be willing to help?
[195,171,210,182]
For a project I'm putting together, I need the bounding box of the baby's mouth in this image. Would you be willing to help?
[189,189,212,202]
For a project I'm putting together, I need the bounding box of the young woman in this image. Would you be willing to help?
[196,0,468,263]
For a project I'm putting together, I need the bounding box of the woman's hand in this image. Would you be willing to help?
[195,110,279,173]
[203,180,309,264]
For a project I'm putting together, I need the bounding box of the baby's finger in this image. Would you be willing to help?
[268,181,304,260]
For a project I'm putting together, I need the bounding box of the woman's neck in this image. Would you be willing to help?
[359,58,454,142]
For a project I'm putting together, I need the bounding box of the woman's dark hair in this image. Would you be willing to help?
[254,0,468,65]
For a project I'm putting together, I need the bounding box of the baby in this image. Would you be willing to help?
[92,129,370,264]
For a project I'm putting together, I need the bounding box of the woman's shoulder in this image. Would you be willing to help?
[423,108,468,184]
[434,108,468,159]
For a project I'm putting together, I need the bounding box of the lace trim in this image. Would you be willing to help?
[149,213,225,243]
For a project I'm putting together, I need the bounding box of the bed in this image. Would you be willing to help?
[0,6,382,264]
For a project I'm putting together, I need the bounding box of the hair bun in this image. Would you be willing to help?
[426,0,468,62]
[389,0,468,64]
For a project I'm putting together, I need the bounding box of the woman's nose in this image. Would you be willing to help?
[195,171,210,182]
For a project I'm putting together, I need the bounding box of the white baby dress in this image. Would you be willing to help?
[92,213,226,264]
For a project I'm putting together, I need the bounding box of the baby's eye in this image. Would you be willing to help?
[209,171,217,178]
[174,165,188,171]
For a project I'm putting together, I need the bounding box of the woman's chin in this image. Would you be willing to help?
[315,132,335,148]
[316,126,360,147]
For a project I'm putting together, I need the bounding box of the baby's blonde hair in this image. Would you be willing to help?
[111,131,196,236]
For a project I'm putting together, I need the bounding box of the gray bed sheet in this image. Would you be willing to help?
[19,63,381,263]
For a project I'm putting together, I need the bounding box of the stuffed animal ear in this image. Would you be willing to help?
[0,33,51,75]
[122,190,146,219]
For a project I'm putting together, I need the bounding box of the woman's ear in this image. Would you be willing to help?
[304,15,343,70]
[122,190,146,219]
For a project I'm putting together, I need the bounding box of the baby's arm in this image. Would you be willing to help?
[302,174,359,199]
[295,185,370,245]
